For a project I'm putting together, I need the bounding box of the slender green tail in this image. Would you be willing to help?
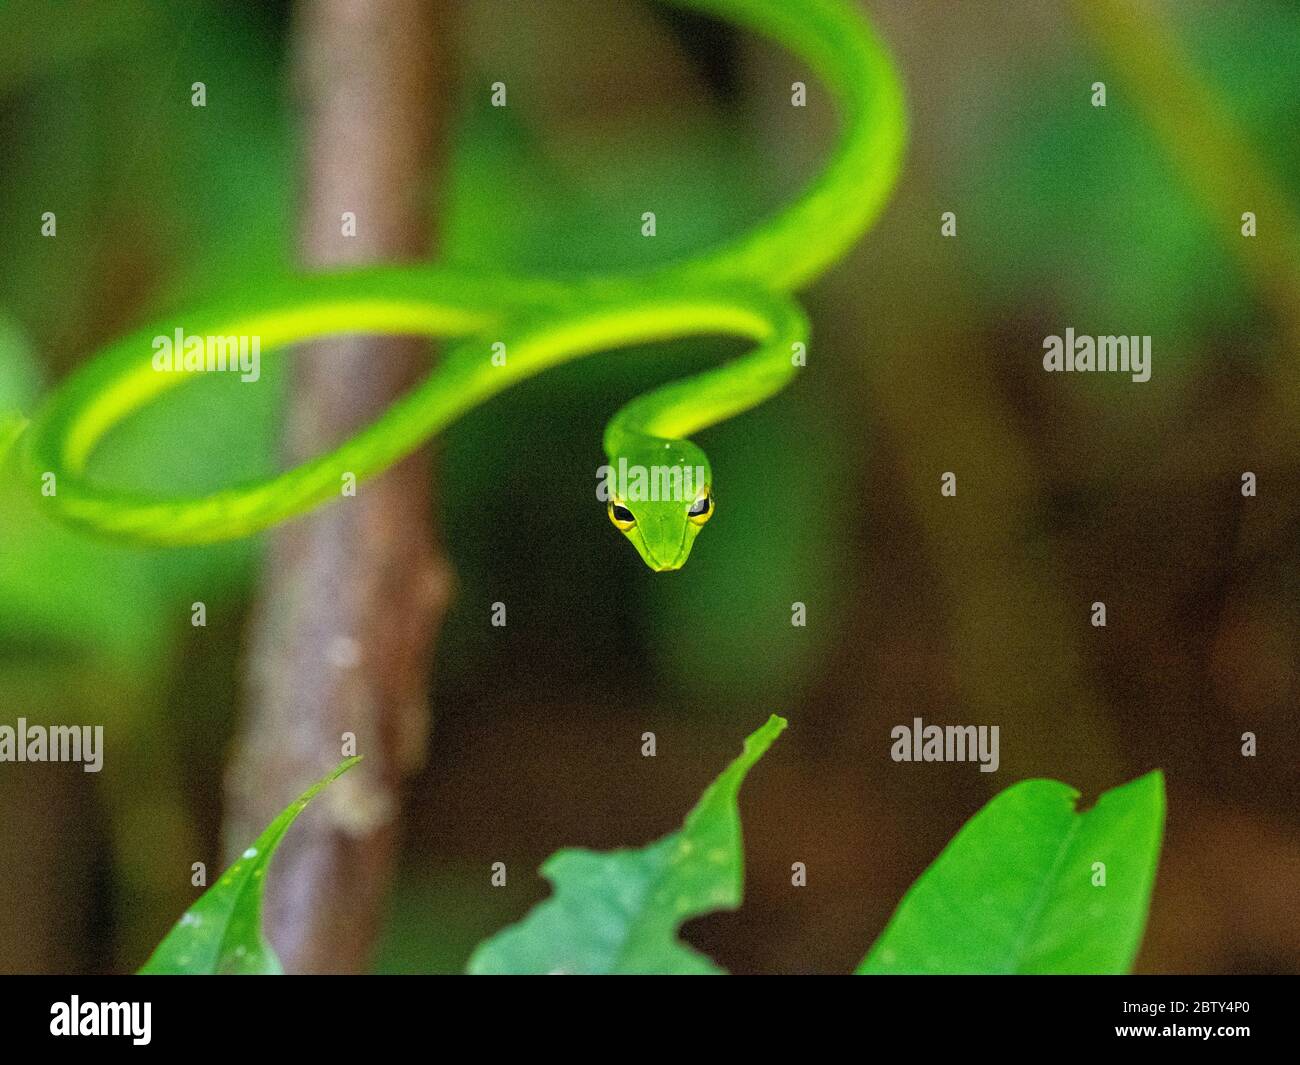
[14,0,906,570]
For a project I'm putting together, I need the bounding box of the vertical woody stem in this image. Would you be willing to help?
[224,0,456,973]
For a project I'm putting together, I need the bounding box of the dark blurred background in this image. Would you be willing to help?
[0,0,1297,974]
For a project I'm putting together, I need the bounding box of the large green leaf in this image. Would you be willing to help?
[858,771,1165,974]
[138,757,361,975]
[468,715,787,975]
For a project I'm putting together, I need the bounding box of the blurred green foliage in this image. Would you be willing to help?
[0,0,288,671]
[966,3,1300,347]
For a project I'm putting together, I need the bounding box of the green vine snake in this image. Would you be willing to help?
[12,0,905,571]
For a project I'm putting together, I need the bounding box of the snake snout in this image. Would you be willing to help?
[643,535,694,573]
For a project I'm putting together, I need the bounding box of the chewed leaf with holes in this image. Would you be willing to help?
[467,715,787,975]
[138,757,361,975]
[858,771,1165,974]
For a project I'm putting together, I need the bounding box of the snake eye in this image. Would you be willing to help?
[608,501,636,530]
[687,491,713,525]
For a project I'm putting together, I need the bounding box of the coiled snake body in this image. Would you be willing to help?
[15,0,905,571]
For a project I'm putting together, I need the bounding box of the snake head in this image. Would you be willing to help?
[608,490,713,571]
[604,442,713,572]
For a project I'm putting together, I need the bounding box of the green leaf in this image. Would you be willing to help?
[468,715,787,975]
[138,757,362,975]
[858,771,1165,975]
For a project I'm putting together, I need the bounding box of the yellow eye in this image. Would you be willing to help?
[687,491,713,526]
[608,500,636,530]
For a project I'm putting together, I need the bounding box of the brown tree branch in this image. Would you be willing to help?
[224,0,456,973]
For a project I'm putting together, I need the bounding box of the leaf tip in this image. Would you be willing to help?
[739,714,787,764]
